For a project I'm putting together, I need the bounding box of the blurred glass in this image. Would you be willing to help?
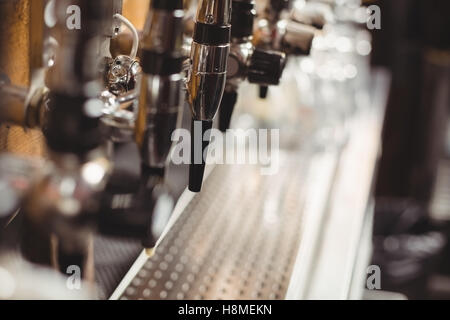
[234,1,373,154]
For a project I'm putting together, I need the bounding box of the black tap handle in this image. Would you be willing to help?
[189,120,213,192]
[248,48,286,86]
[219,91,238,132]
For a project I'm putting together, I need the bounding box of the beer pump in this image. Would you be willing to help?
[17,0,118,277]
[186,0,232,192]
[254,0,318,98]
[98,0,185,250]
[218,0,286,132]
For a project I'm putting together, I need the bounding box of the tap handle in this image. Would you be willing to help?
[290,2,332,30]
[187,0,232,192]
[219,90,238,132]
[282,20,316,55]
[248,48,286,86]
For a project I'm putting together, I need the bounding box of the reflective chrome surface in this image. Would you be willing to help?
[196,0,232,25]
[136,74,184,168]
[282,20,316,54]
[47,0,116,96]
[106,55,141,96]
[136,3,186,168]
[187,43,229,120]
[142,10,185,52]
[226,41,254,90]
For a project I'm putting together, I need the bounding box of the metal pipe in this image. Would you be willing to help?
[0,80,28,127]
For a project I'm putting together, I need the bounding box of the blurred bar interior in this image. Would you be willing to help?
[0,0,448,300]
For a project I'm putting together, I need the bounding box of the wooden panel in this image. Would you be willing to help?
[123,0,151,31]
[0,0,46,157]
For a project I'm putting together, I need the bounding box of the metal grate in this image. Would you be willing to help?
[118,154,309,300]
[94,235,142,299]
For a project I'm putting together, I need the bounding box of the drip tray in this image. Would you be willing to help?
[115,154,310,300]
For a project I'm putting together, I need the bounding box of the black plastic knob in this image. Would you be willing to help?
[248,48,286,86]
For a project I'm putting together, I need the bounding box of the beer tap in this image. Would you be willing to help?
[98,0,185,250]
[254,0,318,98]
[187,0,232,192]
[100,4,142,143]
[19,0,115,278]
[218,0,286,132]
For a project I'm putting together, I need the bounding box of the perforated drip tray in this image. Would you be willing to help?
[116,155,310,300]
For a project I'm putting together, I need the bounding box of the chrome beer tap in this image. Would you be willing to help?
[19,0,115,277]
[254,0,318,98]
[187,0,232,192]
[98,0,185,249]
[218,0,286,131]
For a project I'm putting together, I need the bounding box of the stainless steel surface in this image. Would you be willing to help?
[287,68,390,300]
[112,69,390,301]
[114,153,310,300]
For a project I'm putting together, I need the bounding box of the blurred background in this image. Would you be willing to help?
[370,0,450,300]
